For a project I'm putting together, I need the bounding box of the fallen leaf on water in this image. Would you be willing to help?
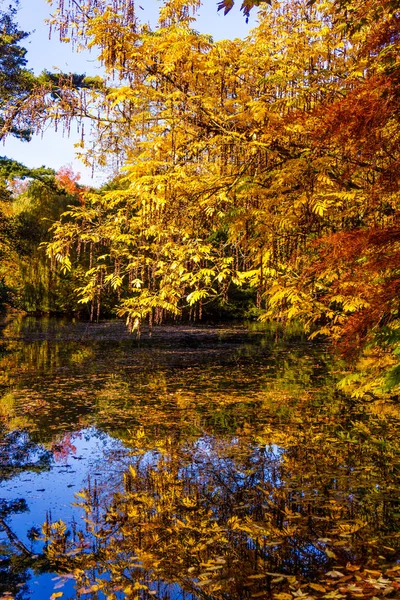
[382,587,395,596]
[364,569,381,578]
[336,575,353,585]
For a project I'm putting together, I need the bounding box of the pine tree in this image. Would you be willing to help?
[0,1,35,141]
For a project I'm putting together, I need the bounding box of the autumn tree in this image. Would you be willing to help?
[0,159,85,313]
[42,0,400,396]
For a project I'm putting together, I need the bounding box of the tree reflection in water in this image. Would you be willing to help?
[45,416,400,599]
[0,318,399,598]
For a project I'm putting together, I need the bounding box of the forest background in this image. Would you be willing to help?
[0,0,399,400]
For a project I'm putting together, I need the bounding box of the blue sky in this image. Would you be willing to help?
[3,0,257,186]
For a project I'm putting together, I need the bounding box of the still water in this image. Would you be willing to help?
[0,317,399,599]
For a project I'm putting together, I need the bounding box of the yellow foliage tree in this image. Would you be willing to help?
[39,0,400,393]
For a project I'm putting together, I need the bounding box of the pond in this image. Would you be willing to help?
[0,316,399,600]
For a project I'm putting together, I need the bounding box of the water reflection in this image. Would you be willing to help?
[0,317,399,599]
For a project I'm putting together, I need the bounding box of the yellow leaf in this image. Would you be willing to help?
[346,564,361,572]
[363,569,381,577]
